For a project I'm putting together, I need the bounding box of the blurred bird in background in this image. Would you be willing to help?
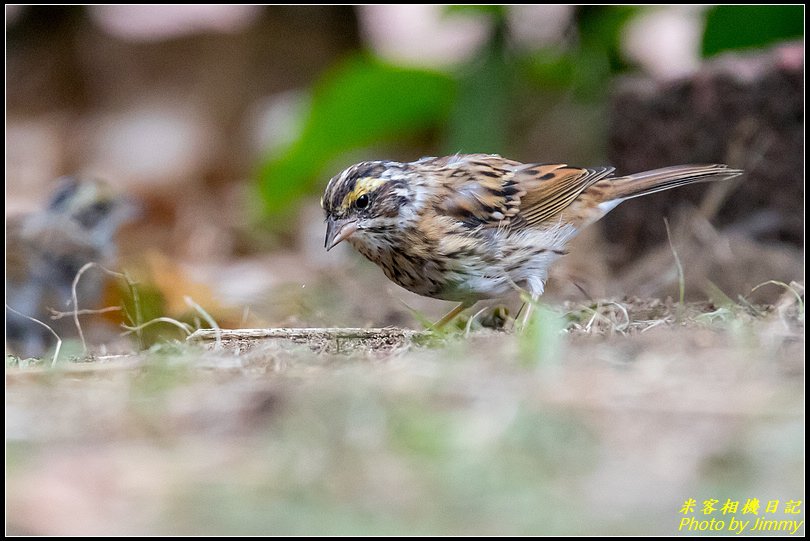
[6,176,138,357]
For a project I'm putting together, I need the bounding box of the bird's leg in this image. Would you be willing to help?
[519,277,545,330]
[520,294,540,329]
[432,300,474,329]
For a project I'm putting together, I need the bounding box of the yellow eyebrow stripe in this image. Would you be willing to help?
[342,177,386,209]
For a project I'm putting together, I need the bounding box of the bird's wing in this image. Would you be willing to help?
[430,154,526,228]
[514,163,615,227]
[431,155,614,229]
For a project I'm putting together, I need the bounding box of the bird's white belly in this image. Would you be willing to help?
[438,223,579,301]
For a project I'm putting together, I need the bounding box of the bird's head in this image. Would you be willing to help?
[48,176,140,242]
[321,161,418,251]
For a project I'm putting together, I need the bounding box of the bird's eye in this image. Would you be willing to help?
[76,200,112,228]
[355,194,370,209]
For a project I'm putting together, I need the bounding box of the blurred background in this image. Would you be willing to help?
[5,5,804,349]
[5,6,805,536]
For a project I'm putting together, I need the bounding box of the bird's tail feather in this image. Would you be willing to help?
[609,164,743,201]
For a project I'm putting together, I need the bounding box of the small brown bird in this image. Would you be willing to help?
[6,176,138,356]
[321,154,742,327]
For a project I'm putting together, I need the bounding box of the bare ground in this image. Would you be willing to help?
[5,292,804,536]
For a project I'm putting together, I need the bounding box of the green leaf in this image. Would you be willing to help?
[576,5,639,71]
[445,5,505,18]
[523,48,577,89]
[257,55,455,218]
[702,5,804,57]
[523,7,639,100]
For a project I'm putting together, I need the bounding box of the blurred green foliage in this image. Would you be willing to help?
[117,281,204,347]
[522,6,638,100]
[702,5,804,57]
[445,23,512,154]
[518,302,565,368]
[258,6,633,220]
[444,5,505,17]
[258,55,455,216]
[257,5,803,221]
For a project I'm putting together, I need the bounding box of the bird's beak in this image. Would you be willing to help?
[324,218,358,251]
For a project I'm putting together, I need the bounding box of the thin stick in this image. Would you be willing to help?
[751,280,805,323]
[606,301,630,333]
[465,307,489,336]
[640,319,668,333]
[49,306,122,320]
[120,317,194,337]
[122,271,144,348]
[663,218,685,311]
[70,262,131,353]
[6,305,62,367]
[184,296,221,350]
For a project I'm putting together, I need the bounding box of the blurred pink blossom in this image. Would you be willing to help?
[90,5,260,41]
